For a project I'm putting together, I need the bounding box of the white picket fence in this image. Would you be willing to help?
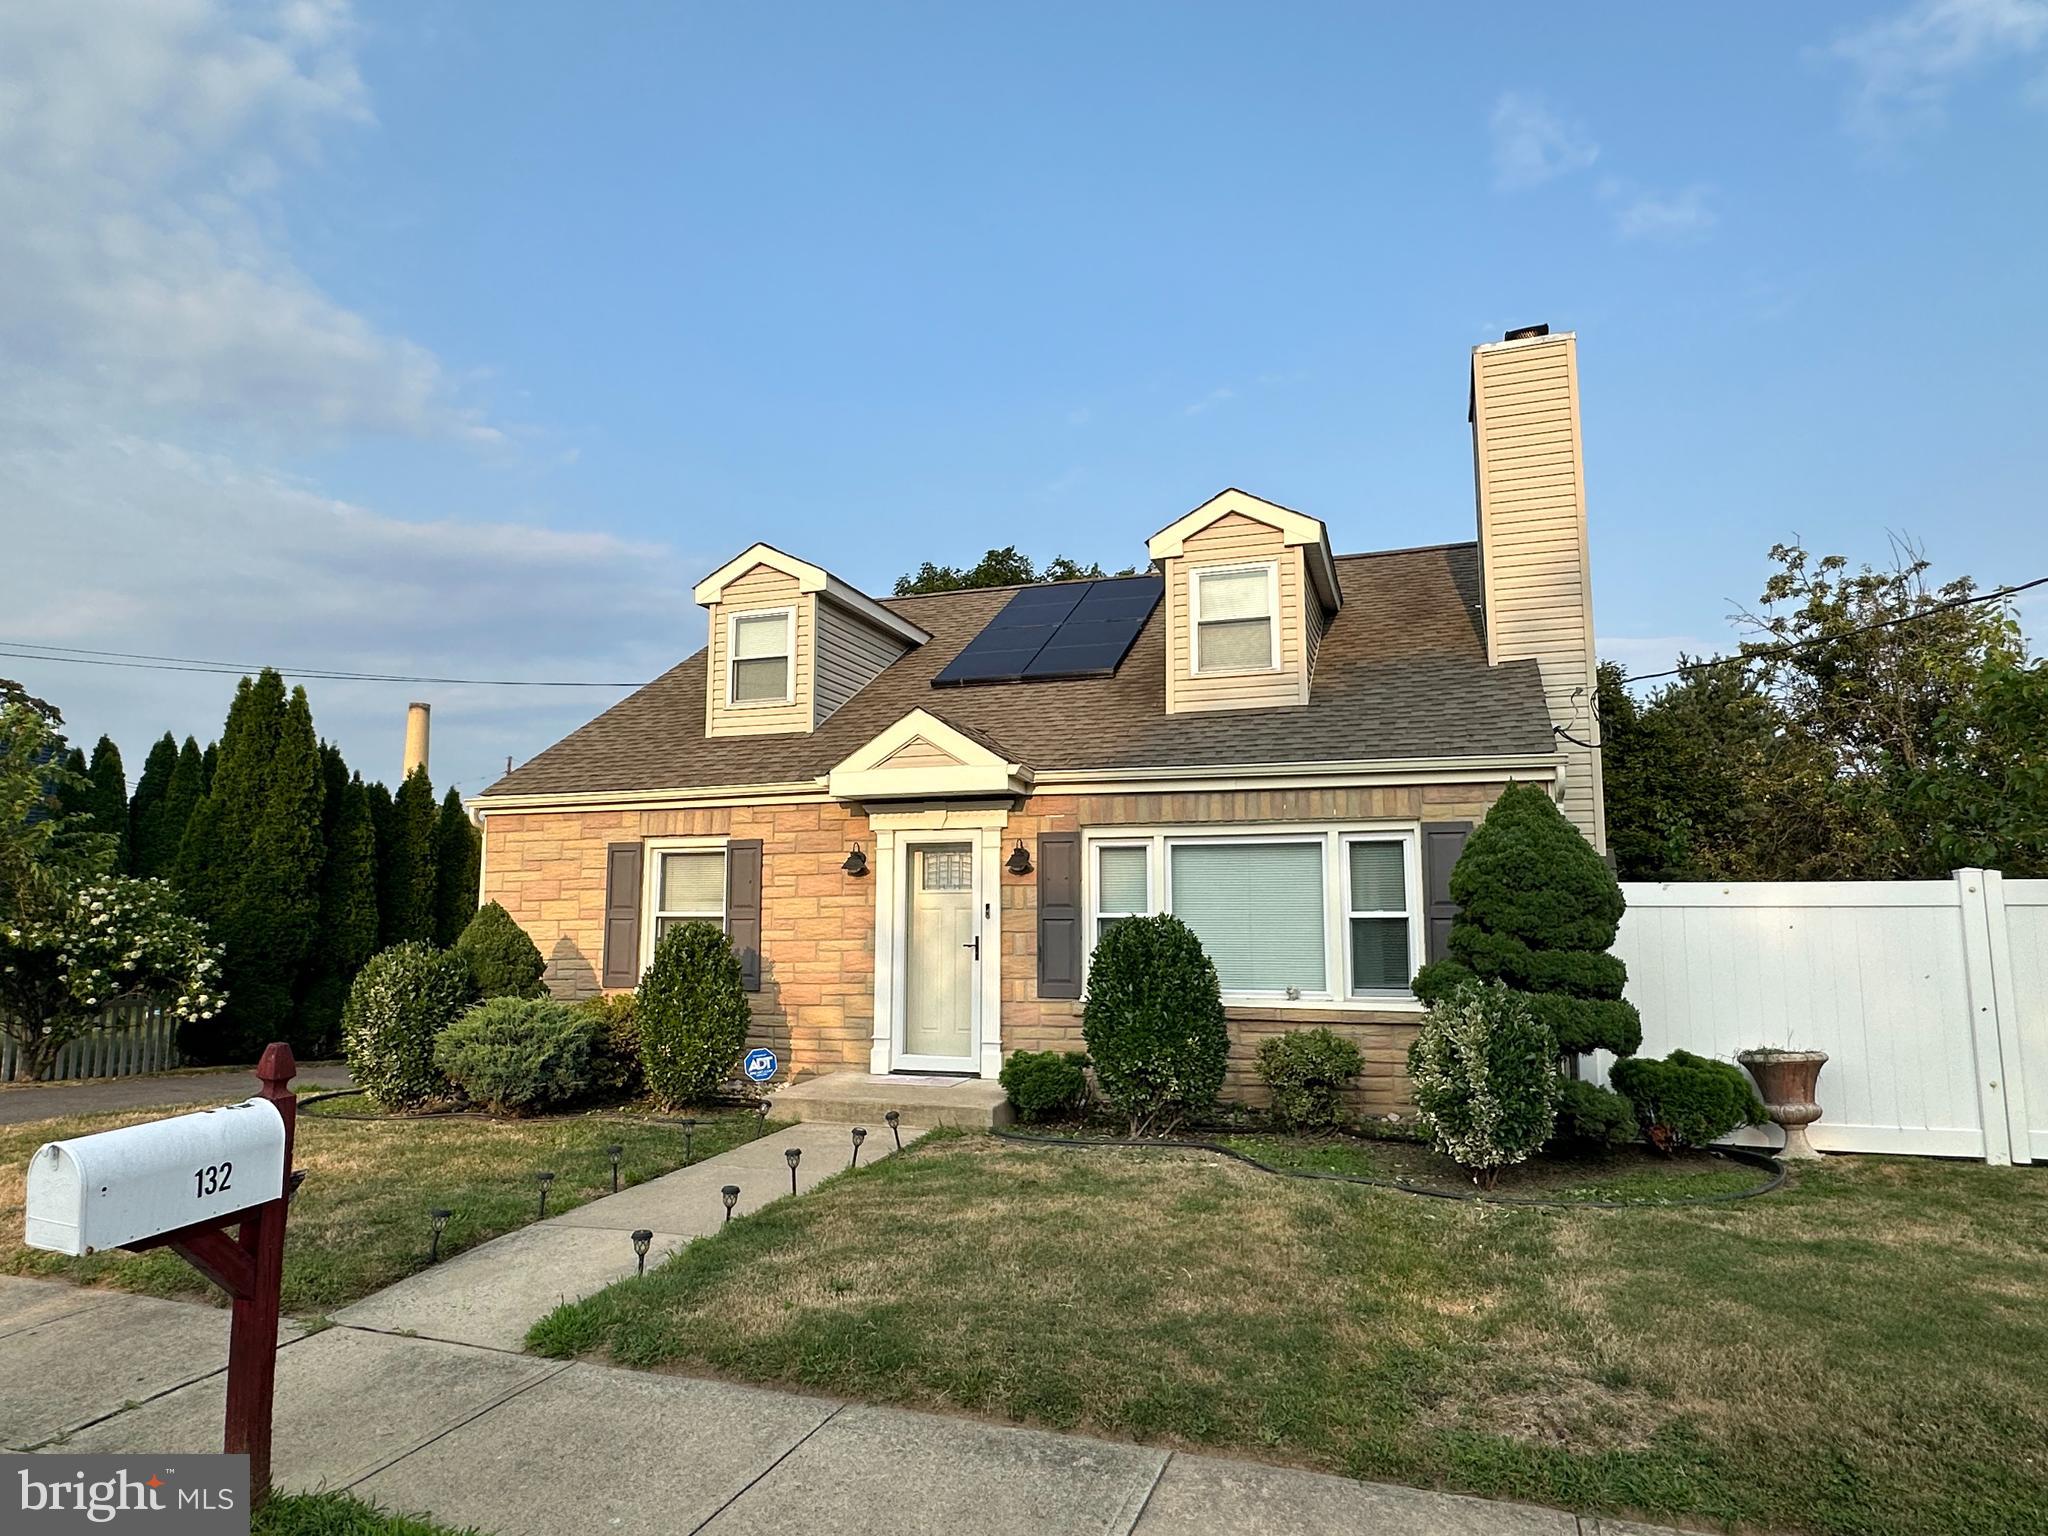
[1601,870,2046,1165]
[0,998,185,1084]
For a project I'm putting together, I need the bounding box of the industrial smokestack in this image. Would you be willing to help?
[403,702,431,778]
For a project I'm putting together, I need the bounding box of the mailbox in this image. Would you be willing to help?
[24,1098,287,1256]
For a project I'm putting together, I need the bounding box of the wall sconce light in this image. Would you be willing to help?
[1007,840,1032,875]
[631,1229,654,1276]
[841,842,869,877]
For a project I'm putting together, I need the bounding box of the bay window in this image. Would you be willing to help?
[1084,827,1422,1004]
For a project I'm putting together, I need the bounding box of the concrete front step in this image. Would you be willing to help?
[773,1072,1013,1131]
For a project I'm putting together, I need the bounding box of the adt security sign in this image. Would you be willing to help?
[742,1048,779,1084]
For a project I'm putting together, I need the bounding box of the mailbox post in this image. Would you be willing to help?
[24,1043,298,1508]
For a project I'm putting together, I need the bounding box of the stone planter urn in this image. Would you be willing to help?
[1738,1049,1829,1160]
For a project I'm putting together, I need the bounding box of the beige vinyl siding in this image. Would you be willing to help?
[877,736,962,770]
[1305,582,1330,683]
[705,565,814,737]
[1471,332,1604,849]
[1165,513,1311,714]
[813,598,908,727]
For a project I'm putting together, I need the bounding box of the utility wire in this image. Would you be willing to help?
[0,641,641,688]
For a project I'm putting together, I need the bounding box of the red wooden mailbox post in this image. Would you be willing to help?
[126,1042,298,1507]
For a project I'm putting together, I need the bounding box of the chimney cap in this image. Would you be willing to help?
[1502,323,1550,342]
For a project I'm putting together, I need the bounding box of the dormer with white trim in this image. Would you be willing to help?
[693,544,928,739]
[1146,489,1343,715]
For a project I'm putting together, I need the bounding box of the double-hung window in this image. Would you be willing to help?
[1084,827,1422,1004]
[650,847,726,946]
[728,609,794,705]
[1191,563,1278,673]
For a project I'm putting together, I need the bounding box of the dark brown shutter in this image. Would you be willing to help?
[726,838,763,992]
[600,842,644,989]
[1036,831,1081,999]
[1421,821,1472,965]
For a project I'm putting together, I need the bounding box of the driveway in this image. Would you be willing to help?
[0,1064,354,1125]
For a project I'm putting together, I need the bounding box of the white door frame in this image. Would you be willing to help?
[869,806,1007,1077]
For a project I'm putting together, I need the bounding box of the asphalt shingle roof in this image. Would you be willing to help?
[481,542,1555,798]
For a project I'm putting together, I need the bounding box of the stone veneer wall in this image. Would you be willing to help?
[481,778,1513,1110]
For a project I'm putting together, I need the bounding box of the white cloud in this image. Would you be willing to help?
[1608,183,1718,242]
[1183,387,1234,417]
[1826,0,2048,138]
[1489,92,1600,189]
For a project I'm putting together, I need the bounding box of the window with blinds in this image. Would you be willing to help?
[1346,838,1410,995]
[1192,564,1276,673]
[1094,844,1150,943]
[652,849,725,943]
[729,609,793,704]
[1168,840,1325,993]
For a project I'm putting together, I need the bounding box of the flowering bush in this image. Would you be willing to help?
[1406,982,1560,1187]
[0,877,223,1079]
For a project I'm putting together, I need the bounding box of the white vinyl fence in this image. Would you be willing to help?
[1602,870,2046,1165]
[0,998,185,1084]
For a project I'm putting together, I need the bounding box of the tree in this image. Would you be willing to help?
[379,767,438,948]
[454,901,546,999]
[153,738,207,881]
[177,672,284,920]
[127,733,179,877]
[1902,659,2048,878]
[200,741,218,793]
[893,548,1128,595]
[364,779,395,931]
[432,787,481,946]
[0,702,113,925]
[300,754,380,1056]
[86,736,129,872]
[1412,783,1641,1068]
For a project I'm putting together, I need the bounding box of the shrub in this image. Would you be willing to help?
[1080,914,1229,1135]
[1256,1028,1364,1131]
[1609,1049,1767,1152]
[635,921,752,1106]
[1412,784,1642,1065]
[1406,982,1560,1186]
[454,901,547,1000]
[340,942,472,1110]
[576,992,644,1100]
[1548,1078,1637,1153]
[999,1050,1090,1122]
[433,996,595,1114]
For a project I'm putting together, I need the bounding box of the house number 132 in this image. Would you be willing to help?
[194,1162,232,1198]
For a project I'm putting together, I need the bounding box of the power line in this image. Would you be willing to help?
[0,641,642,688]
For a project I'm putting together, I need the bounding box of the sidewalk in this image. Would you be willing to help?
[0,1063,355,1125]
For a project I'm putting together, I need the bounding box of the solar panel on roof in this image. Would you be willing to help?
[931,574,1162,687]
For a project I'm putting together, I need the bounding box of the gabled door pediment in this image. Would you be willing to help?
[828,709,1032,801]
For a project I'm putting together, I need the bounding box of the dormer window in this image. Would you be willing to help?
[728,608,794,706]
[1191,563,1279,674]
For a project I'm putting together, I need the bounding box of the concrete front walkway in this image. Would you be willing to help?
[332,1117,927,1349]
[7,1276,1680,1536]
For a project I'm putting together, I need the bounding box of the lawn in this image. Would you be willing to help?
[256,1492,476,1535]
[0,1098,765,1313]
[531,1134,2048,1536]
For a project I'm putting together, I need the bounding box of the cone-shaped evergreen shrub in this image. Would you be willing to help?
[456,901,547,999]
[300,764,380,1055]
[86,737,128,872]
[341,941,472,1109]
[636,920,751,1106]
[379,767,438,947]
[1412,783,1642,1062]
[1080,914,1228,1135]
[127,733,179,877]
[432,787,481,947]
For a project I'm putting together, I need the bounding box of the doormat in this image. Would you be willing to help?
[869,1073,975,1086]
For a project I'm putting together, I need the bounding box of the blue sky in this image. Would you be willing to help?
[2,1,2044,798]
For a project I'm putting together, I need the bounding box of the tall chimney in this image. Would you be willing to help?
[403,701,431,779]
[1470,328,1605,851]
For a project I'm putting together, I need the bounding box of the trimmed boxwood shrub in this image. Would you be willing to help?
[999,1050,1090,1122]
[1081,914,1228,1135]
[1609,1049,1767,1151]
[340,942,473,1111]
[636,921,751,1107]
[434,996,595,1115]
[576,993,644,1100]
[1548,1078,1637,1152]
[1256,1028,1364,1131]
[1412,783,1642,1065]
[1406,982,1560,1186]
[454,901,547,1000]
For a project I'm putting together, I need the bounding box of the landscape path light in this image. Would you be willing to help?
[850,1127,867,1168]
[428,1208,452,1264]
[607,1145,623,1194]
[631,1229,654,1276]
[680,1117,696,1166]
[885,1111,901,1150]
[785,1146,802,1194]
[535,1170,556,1220]
[721,1185,740,1223]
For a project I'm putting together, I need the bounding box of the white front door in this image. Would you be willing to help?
[897,840,978,1070]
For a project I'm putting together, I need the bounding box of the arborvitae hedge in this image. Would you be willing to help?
[379,767,438,948]
[126,734,178,877]
[1412,783,1642,1063]
[432,786,480,947]
[300,758,380,1056]
[85,737,128,872]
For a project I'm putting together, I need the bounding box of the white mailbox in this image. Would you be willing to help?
[23,1098,287,1256]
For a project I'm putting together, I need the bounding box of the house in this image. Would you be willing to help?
[471,327,1602,1114]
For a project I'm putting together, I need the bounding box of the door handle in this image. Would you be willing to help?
[963,935,980,961]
